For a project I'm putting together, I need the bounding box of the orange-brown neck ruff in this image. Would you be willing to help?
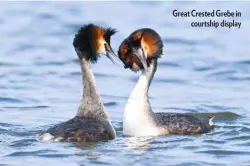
[130,29,163,58]
[91,27,105,54]
[118,28,163,71]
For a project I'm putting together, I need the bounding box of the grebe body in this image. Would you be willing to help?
[119,28,214,137]
[38,24,117,142]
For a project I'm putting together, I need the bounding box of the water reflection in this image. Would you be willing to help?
[123,136,151,152]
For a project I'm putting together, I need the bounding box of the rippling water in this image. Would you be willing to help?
[0,1,250,166]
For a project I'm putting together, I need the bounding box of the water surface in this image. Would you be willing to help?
[0,2,250,166]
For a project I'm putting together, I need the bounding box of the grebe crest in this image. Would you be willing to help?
[37,24,117,142]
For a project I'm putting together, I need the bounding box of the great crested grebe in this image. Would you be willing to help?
[37,24,117,142]
[118,28,214,137]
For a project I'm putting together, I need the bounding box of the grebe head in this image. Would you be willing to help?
[73,24,117,63]
[118,28,163,72]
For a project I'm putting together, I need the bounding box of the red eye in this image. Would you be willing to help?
[104,43,111,51]
[104,43,108,48]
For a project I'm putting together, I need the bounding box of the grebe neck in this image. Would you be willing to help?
[123,59,158,136]
[76,58,108,119]
[128,59,157,107]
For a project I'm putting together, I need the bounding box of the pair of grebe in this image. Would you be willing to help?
[38,24,214,142]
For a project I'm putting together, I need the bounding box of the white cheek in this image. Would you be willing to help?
[141,44,148,58]
[98,40,106,54]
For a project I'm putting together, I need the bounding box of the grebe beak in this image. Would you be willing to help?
[132,48,148,71]
[104,43,118,64]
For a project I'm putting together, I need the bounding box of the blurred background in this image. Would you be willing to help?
[0,1,249,166]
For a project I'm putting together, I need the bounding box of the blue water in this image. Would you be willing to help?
[0,1,250,166]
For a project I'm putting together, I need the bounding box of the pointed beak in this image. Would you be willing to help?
[104,43,118,64]
[132,48,148,70]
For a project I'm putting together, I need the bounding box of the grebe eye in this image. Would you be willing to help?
[104,43,108,49]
